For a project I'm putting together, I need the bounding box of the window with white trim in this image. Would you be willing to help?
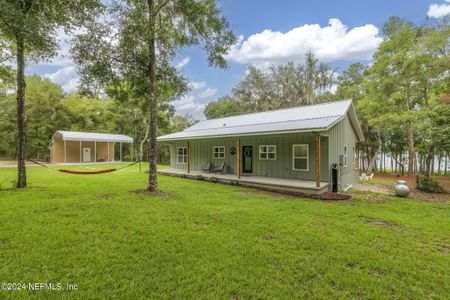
[259,145,276,160]
[293,144,309,171]
[343,145,348,167]
[177,147,187,164]
[213,146,225,159]
[352,146,356,164]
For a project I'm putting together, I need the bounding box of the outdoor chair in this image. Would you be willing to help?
[213,162,226,174]
[202,161,212,173]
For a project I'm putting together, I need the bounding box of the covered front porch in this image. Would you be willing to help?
[158,168,329,195]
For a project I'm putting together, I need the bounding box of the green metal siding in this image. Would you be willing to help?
[165,132,329,182]
[324,113,360,185]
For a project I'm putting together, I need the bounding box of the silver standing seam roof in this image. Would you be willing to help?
[158,100,364,141]
[53,131,133,143]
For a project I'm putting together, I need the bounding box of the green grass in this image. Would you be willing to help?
[0,163,449,299]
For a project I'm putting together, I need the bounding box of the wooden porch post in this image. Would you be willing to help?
[187,141,190,174]
[94,141,97,162]
[316,133,320,188]
[236,139,240,179]
[64,140,67,163]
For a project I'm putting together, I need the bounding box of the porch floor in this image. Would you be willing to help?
[158,168,329,195]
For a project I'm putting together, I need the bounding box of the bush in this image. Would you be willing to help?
[416,175,446,193]
[196,175,204,181]
[210,176,218,183]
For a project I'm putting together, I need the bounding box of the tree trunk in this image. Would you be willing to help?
[366,132,381,175]
[16,36,27,188]
[406,120,415,177]
[140,121,150,161]
[147,0,158,192]
[424,146,435,178]
[445,154,448,175]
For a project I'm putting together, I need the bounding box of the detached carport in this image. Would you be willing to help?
[49,131,133,164]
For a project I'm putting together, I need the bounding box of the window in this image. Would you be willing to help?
[293,144,309,171]
[213,146,225,159]
[259,145,276,160]
[352,146,356,164]
[343,145,348,167]
[177,147,187,164]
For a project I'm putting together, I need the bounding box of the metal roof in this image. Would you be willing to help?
[158,100,365,141]
[54,131,133,143]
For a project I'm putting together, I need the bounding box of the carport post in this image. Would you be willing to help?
[64,140,67,163]
[131,143,134,161]
[94,141,97,162]
[107,142,110,162]
[120,142,123,161]
[79,141,82,163]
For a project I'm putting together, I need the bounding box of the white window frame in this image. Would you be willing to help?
[259,145,276,160]
[343,145,348,167]
[292,144,309,171]
[177,147,187,164]
[213,146,225,159]
[352,145,356,164]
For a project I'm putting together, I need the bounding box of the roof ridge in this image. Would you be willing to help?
[195,99,352,124]
[185,115,342,132]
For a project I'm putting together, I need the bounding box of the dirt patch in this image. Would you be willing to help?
[353,182,449,203]
[132,189,175,199]
[96,194,115,200]
[310,192,352,201]
[361,216,399,229]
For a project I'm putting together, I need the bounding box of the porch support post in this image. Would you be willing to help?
[120,142,122,161]
[79,141,82,163]
[64,140,67,163]
[94,141,97,162]
[107,142,110,162]
[187,141,190,174]
[316,133,321,188]
[236,139,240,179]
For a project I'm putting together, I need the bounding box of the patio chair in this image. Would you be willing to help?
[213,162,226,174]
[202,161,212,173]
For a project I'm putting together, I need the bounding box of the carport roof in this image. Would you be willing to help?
[53,131,133,143]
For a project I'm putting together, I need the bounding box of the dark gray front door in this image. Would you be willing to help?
[242,146,253,174]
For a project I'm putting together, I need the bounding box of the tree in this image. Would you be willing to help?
[73,0,236,192]
[363,18,449,176]
[204,96,243,119]
[0,0,102,188]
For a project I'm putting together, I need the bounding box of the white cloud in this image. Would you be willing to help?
[427,1,450,18]
[198,87,218,99]
[175,57,190,69]
[188,81,207,90]
[172,95,205,112]
[44,65,79,93]
[226,18,382,67]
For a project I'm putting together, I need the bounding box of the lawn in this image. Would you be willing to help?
[0,163,449,299]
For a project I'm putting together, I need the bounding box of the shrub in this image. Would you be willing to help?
[210,176,218,183]
[196,174,204,181]
[416,175,446,193]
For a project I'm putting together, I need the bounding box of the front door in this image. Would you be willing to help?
[83,148,91,162]
[242,146,253,174]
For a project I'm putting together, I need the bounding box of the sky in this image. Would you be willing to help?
[27,0,450,120]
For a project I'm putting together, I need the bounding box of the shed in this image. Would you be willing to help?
[49,131,133,164]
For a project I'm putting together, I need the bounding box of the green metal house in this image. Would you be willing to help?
[157,100,364,194]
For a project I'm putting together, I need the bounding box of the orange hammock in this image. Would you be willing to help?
[58,168,117,174]
[26,159,140,175]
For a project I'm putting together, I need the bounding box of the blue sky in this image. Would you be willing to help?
[28,0,450,120]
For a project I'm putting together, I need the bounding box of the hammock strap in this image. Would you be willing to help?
[26,158,59,171]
